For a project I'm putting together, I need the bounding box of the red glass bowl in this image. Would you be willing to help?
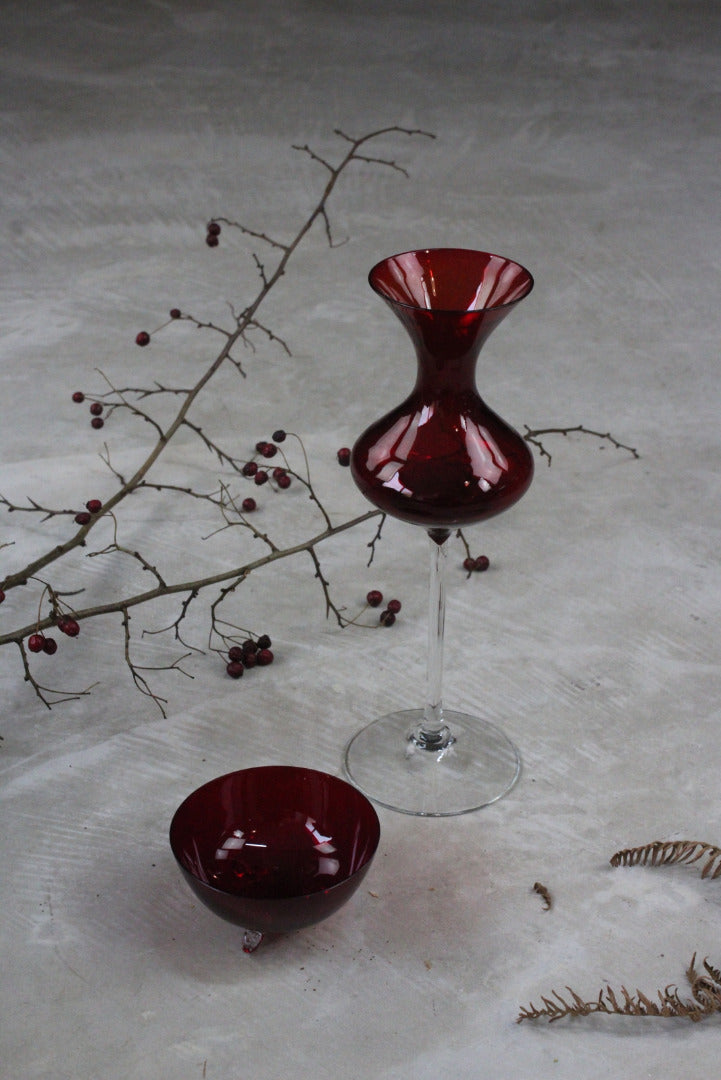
[169,766,380,940]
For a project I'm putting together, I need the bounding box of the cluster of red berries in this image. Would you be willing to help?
[27,614,81,656]
[74,498,103,526]
[206,221,221,248]
[366,590,402,627]
[72,392,106,429]
[225,634,273,678]
[463,555,490,573]
[239,432,292,511]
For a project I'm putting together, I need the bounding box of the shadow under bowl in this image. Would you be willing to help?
[169,765,381,938]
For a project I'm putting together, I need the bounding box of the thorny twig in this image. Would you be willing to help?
[1,128,431,709]
[523,424,639,466]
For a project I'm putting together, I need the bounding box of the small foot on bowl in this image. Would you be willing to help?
[242,929,265,953]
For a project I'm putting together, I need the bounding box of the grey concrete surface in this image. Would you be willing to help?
[1,2,720,1077]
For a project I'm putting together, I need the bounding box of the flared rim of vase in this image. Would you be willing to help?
[368,247,534,315]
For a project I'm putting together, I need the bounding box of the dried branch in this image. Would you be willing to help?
[523,424,639,466]
[518,955,721,1023]
[610,840,721,880]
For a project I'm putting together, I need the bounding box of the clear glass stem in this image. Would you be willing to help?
[409,533,455,753]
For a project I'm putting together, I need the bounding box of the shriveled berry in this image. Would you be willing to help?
[242,638,258,654]
[254,470,268,486]
[242,461,258,477]
[169,308,181,319]
[226,660,244,678]
[59,617,80,637]
[207,221,221,236]
[242,497,257,512]
[91,416,104,429]
[387,598,402,614]
[72,391,85,403]
[85,499,102,513]
[272,429,286,443]
[42,636,57,655]
[228,646,244,662]
[256,634,271,650]
[135,331,150,347]
[379,610,396,627]
[277,473,291,490]
[28,633,45,653]
[74,511,91,525]
[366,589,383,608]
[256,647,274,666]
[337,447,351,466]
[473,555,490,572]
[89,402,103,416]
[205,234,219,248]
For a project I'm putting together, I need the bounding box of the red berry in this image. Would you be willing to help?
[463,556,475,572]
[74,511,91,525]
[256,648,273,666]
[28,633,45,653]
[242,497,256,512]
[272,467,286,480]
[387,598,402,614]
[135,331,150,347]
[272,429,286,443]
[89,402,103,416]
[277,473,291,490]
[228,646,244,662]
[254,470,268,486]
[242,461,258,477]
[337,447,351,466]
[379,610,396,627]
[207,222,221,236]
[169,308,181,319]
[206,234,219,248]
[473,555,490,572]
[242,651,257,668]
[72,391,85,403]
[91,416,104,429]
[226,660,244,678]
[59,618,80,637]
[260,443,277,458]
[242,638,258,654]
[85,499,102,513]
[256,634,271,650]
[0,589,5,603]
[366,590,383,607]
[42,636,58,655]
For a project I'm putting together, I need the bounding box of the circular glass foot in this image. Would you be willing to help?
[343,708,521,817]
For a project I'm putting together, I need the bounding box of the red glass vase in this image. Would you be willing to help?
[344,249,534,816]
[351,247,534,537]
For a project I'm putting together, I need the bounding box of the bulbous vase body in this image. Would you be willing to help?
[351,248,534,531]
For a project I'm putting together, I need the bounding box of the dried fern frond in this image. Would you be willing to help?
[517,955,721,1024]
[610,840,721,879]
